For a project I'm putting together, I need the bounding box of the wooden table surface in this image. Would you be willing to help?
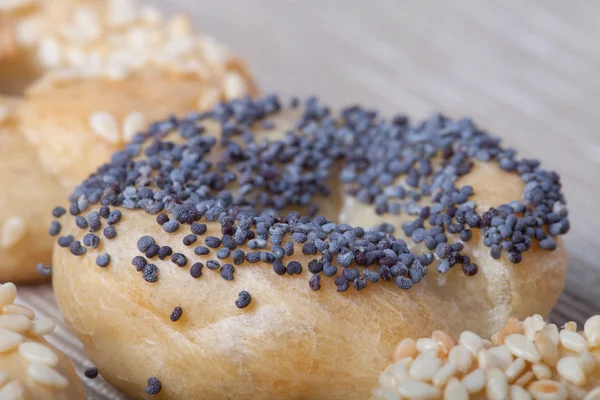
[17,1,600,398]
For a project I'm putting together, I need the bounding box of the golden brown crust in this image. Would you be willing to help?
[19,71,236,186]
[0,95,68,282]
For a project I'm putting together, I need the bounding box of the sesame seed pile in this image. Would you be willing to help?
[0,282,68,393]
[51,95,569,294]
[372,315,600,399]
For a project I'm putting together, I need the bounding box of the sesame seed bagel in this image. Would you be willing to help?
[0,282,86,399]
[373,314,600,399]
[0,0,256,281]
[0,95,68,282]
[52,96,569,399]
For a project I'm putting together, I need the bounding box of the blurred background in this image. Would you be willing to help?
[145,0,600,324]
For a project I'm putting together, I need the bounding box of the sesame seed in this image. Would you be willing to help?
[145,377,162,395]
[96,253,110,268]
[235,291,252,309]
[84,368,98,379]
[190,262,203,278]
[170,307,183,322]
[171,253,188,267]
[142,264,159,283]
